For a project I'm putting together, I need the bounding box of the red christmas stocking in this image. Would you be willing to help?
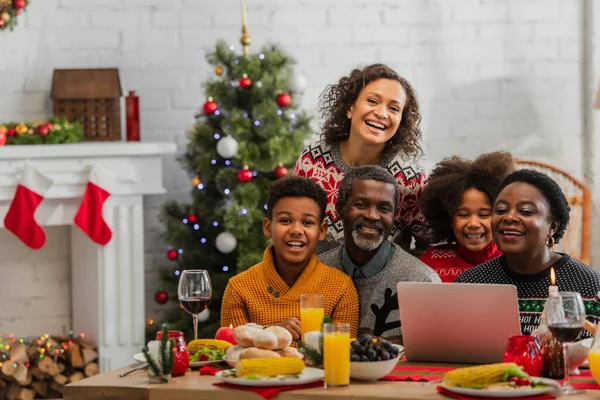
[4,163,53,249]
[74,165,114,246]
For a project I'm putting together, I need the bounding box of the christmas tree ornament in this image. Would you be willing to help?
[239,74,252,89]
[14,0,26,9]
[203,97,218,114]
[215,66,223,75]
[1,12,10,23]
[273,163,288,179]
[237,166,253,183]
[215,231,237,253]
[4,163,53,249]
[276,93,292,108]
[155,290,168,305]
[191,176,201,187]
[74,165,114,246]
[167,249,178,261]
[187,214,197,223]
[0,131,5,146]
[198,308,210,322]
[288,70,308,94]
[216,135,238,159]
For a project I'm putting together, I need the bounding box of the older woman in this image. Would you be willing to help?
[419,151,515,282]
[456,169,600,335]
[294,64,430,254]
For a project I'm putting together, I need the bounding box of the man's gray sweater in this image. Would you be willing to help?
[319,241,440,341]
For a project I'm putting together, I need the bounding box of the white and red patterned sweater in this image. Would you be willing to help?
[294,139,430,254]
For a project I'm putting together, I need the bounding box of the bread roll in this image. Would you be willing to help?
[276,347,303,359]
[225,345,246,361]
[234,324,262,347]
[264,326,293,349]
[252,330,278,350]
[239,347,281,360]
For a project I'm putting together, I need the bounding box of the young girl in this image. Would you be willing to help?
[419,151,515,282]
[294,64,429,254]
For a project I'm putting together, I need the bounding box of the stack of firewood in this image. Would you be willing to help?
[0,335,98,399]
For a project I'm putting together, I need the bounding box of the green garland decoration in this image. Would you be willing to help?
[0,117,84,145]
[0,0,29,31]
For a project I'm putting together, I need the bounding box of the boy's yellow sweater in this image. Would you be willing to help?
[221,245,359,337]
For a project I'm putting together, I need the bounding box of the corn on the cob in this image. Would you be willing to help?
[187,339,232,354]
[235,357,305,377]
[443,362,528,388]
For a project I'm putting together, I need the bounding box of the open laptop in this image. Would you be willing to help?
[396,282,521,364]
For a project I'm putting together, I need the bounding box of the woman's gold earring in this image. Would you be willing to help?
[546,236,555,248]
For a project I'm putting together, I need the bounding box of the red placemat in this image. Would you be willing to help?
[381,374,441,382]
[436,386,556,400]
[199,365,223,376]
[213,380,323,400]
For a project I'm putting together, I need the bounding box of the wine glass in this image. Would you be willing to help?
[178,270,212,340]
[546,291,586,395]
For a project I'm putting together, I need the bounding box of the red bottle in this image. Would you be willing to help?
[156,330,189,376]
[126,90,140,141]
[502,335,543,377]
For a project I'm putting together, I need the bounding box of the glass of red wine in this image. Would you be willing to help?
[178,270,212,340]
[546,291,586,395]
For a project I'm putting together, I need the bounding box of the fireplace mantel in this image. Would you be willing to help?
[0,142,176,371]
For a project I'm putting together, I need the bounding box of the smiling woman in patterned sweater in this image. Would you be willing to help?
[456,169,600,335]
[294,64,430,254]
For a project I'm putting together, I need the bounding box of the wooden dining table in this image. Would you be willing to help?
[63,360,598,400]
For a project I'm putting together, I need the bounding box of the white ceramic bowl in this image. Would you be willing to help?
[350,353,401,381]
[567,338,593,375]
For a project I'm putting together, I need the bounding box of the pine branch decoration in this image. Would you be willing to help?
[297,316,333,367]
[143,324,175,382]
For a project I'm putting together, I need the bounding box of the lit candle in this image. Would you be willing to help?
[240,0,248,27]
[549,267,558,296]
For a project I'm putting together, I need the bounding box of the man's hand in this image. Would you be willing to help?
[276,317,302,340]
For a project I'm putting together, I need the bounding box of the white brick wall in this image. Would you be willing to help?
[0,0,595,332]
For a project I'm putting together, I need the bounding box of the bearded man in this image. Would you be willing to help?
[319,165,440,343]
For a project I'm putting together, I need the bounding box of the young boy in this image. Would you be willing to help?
[221,176,359,339]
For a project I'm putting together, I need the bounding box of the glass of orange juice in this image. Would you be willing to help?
[300,294,324,342]
[323,322,350,388]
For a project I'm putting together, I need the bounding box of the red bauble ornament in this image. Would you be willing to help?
[155,290,168,305]
[273,164,288,179]
[238,166,253,183]
[0,132,6,146]
[187,214,197,223]
[37,126,49,136]
[6,128,15,136]
[167,249,178,260]
[15,0,26,9]
[203,98,218,114]
[276,93,292,108]
[239,75,252,89]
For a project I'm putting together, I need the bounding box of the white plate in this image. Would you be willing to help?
[441,377,559,398]
[215,367,324,387]
[133,352,223,367]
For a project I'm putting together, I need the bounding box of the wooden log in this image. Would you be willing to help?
[28,366,44,381]
[57,361,66,373]
[1,361,16,377]
[68,343,84,368]
[30,380,48,398]
[0,378,6,390]
[53,374,68,386]
[69,371,86,383]
[12,364,31,386]
[5,383,19,400]
[82,347,98,364]
[49,381,63,394]
[15,387,35,400]
[84,362,99,377]
[37,357,59,376]
[9,344,29,364]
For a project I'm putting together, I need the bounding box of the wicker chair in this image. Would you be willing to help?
[515,160,591,265]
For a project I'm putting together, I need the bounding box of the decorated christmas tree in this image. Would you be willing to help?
[152,39,312,340]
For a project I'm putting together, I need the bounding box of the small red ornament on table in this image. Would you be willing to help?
[203,97,218,114]
[238,166,253,183]
[167,249,178,261]
[276,92,292,108]
[239,74,252,89]
[155,290,168,305]
[273,163,288,179]
[215,324,237,345]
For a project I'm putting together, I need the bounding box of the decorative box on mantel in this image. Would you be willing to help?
[0,142,176,372]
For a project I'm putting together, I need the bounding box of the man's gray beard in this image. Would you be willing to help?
[351,229,384,251]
